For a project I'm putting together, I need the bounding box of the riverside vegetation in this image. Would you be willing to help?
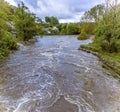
[0,1,42,58]
[79,1,120,76]
[0,0,81,59]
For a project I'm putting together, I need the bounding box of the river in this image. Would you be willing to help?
[0,35,120,112]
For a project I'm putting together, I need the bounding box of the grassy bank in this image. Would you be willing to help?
[79,43,120,78]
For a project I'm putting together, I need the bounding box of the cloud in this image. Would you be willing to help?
[5,0,103,23]
[5,0,17,6]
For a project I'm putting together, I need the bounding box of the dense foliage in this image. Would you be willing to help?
[0,0,18,58]
[94,2,120,53]
[77,22,96,40]
[57,23,80,35]
[45,16,59,26]
[81,1,120,53]
[0,1,44,58]
[66,23,80,35]
[77,29,89,40]
[14,2,38,41]
[77,5,103,40]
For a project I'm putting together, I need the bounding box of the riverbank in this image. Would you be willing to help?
[1,35,120,111]
[79,44,120,78]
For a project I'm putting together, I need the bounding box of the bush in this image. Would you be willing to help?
[94,4,120,53]
[66,23,80,35]
[80,22,96,35]
[77,29,89,40]
[0,32,18,59]
[100,40,118,53]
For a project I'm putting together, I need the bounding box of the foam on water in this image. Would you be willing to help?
[0,36,120,112]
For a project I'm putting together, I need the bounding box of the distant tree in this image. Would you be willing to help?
[66,23,80,35]
[45,16,51,23]
[57,24,62,32]
[50,16,59,25]
[45,16,59,26]
[36,23,44,35]
[60,24,67,34]
[35,17,44,35]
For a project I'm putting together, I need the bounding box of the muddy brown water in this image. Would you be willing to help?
[0,35,120,112]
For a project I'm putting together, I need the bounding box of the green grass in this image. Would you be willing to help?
[80,42,120,62]
[80,42,120,76]
[100,52,120,62]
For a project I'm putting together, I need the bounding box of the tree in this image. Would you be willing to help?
[60,24,67,34]
[45,16,51,23]
[81,4,105,22]
[66,23,80,35]
[0,0,18,58]
[95,0,120,52]
[0,0,13,31]
[77,29,89,40]
[50,16,59,25]
[14,2,37,41]
[45,16,59,26]
[80,22,96,35]
[78,4,104,40]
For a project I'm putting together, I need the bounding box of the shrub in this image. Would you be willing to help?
[100,40,118,53]
[0,32,18,59]
[77,29,89,40]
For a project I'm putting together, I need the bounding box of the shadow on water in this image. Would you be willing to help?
[0,35,120,112]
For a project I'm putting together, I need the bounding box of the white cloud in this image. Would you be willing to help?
[5,0,104,23]
[36,0,72,18]
[30,0,103,22]
[59,12,84,23]
[5,0,17,6]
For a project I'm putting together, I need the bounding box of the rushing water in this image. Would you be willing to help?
[0,35,120,112]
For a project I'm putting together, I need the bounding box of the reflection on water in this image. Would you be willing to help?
[0,35,120,112]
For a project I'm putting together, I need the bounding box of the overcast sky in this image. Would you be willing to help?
[5,0,103,23]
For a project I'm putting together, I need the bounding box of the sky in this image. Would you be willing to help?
[5,0,104,23]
